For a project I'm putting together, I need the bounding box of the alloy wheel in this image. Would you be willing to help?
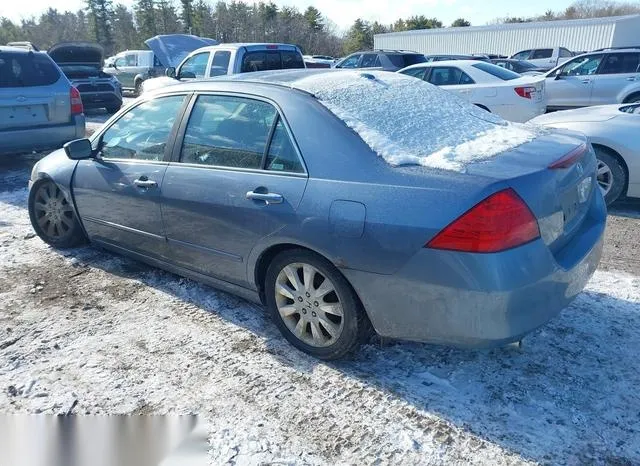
[32,183,75,240]
[597,160,613,196]
[274,263,344,347]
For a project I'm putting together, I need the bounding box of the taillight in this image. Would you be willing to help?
[70,86,83,115]
[266,44,278,49]
[514,86,536,99]
[426,189,540,253]
[548,143,588,169]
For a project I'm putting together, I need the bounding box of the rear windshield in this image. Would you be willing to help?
[472,62,521,80]
[241,50,305,73]
[387,54,427,68]
[0,52,61,87]
[290,71,542,172]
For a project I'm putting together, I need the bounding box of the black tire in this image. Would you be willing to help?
[594,147,626,206]
[106,104,121,114]
[134,80,143,97]
[28,180,87,248]
[265,249,370,360]
[623,92,640,104]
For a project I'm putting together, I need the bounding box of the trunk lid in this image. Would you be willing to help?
[466,129,597,255]
[48,42,104,66]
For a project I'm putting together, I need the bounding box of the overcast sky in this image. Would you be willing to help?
[2,0,576,29]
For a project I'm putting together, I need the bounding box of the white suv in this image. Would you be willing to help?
[545,49,640,110]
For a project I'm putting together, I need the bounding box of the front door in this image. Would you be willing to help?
[590,52,640,105]
[73,94,188,258]
[161,94,308,286]
[546,54,604,108]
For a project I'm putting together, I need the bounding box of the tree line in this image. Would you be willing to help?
[0,0,638,58]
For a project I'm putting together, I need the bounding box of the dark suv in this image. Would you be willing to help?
[334,50,426,71]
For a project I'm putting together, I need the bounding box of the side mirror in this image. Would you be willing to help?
[113,62,119,70]
[63,138,93,160]
[165,67,176,78]
[178,70,196,79]
[554,72,563,80]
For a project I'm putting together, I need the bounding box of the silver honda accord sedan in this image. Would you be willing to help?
[28,70,606,359]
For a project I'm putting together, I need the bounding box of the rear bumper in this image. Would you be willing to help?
[494,101,547,123]
[0,115,85,155]
[343,191,606,348]
[80,91,122,109]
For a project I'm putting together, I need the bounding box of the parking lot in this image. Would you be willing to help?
[1,121,639,463]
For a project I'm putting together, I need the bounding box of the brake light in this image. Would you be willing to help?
[266,44,278,50]
[514,86,536,99]
[548,143,588,169]
[70,86,83,115]
[426,189,540,253]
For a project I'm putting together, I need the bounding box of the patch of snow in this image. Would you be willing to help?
[292,71,545,171]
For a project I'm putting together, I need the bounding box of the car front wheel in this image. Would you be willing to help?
[28,180,87,248]
[265,249,370,359]
[595,147,626,206]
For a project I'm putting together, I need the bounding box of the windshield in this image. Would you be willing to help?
[291,71,543,172]
[472,62,521,80]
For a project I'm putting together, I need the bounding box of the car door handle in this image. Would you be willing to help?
[581,79,591,84]
[134,178,157,188]
[246,191,283,205]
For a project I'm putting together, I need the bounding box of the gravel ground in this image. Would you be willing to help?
[1,156,639,465]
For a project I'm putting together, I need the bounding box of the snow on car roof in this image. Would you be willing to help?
[291,71,544,171]
[264,70,543,172]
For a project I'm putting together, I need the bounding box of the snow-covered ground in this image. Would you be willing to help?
[1,186,640,464]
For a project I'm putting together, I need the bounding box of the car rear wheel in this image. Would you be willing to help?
[265,249,370,359]
[594,147,626,206]
[28,180,86,248]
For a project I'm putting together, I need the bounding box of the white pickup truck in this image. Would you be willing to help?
[510,47,575,71]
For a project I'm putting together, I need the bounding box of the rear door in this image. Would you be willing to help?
[426,66,476,100]
[529,48,556,69]
[73,94,188,259]
[0,51,68,131]
[546,54,604,108]
[161,93,308,286]
[591,52,640,105]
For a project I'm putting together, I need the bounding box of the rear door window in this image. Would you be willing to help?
[560,48,573,58]
[180,95,277,169]
[209,51,231,76]
[241,50,304,72]
[428,67,473,86]
[0,52,60,87]
[265,118,304,173]
[599,53,640,74]
[360,53,379,68]
[531,49,553,59]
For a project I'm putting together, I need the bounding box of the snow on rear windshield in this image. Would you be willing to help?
[292,71,544,171]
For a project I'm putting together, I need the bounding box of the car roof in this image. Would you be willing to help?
[585,48,640,54]
[0,46,46,54]
[402,59,480,70]
[194,43,301,52]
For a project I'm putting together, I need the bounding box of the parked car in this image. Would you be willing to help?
[303,55,334,68]
[545,48,640,111]
[423,54,490,63]
[104,34,218,96]
[510,47,574,71]
[0,46,85,155]
[49,42,123,114]
[142,43,305,94]
[491,58,547,76]
[532,103,640,205]
[398,60,546,122]
[27,70,604,359]
[6,41,39,51]
[334,50,426,71]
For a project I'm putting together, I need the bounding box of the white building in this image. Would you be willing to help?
[374,15,640,56]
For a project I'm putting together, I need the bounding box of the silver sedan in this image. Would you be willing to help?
[532,104,640,205]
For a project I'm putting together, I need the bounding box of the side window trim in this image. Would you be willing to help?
[90,92,192,163]
[170,91,308,177]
